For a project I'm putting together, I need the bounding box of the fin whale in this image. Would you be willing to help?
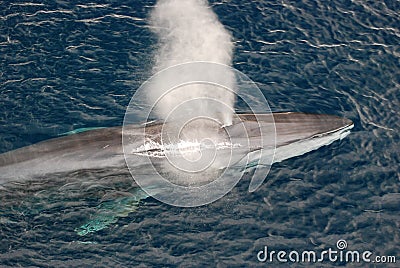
[0,112,353,187]
[0,112,353,235]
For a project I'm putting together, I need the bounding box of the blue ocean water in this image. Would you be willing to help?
[0,0,399,267]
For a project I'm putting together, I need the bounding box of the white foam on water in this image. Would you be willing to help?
[132,139,242,158]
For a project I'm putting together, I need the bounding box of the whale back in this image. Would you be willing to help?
[0,113,353,184]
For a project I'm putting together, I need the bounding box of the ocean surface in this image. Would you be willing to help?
[0,0,399,267]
